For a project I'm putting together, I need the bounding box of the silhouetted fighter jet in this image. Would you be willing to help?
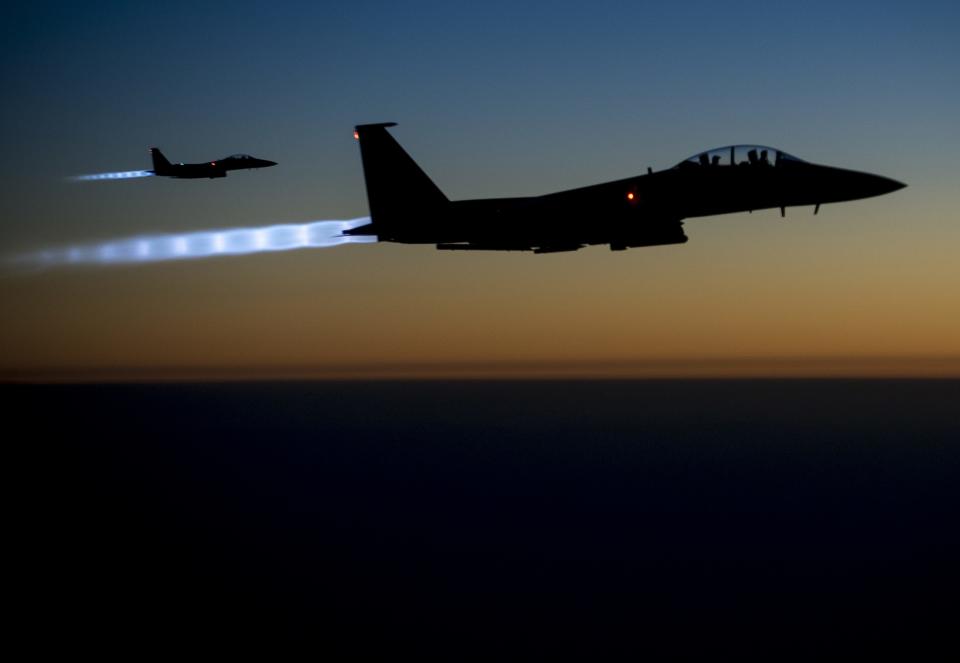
[149,148,276,179]
[346,123,905,253]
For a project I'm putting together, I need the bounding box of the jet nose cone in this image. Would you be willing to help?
[870,174,906,197]
[262,160,277,167]
[887,178,906,193]
[851,172,906,199]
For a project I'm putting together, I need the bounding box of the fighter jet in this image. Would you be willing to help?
[149,148,277,179]
[345,123,905,253]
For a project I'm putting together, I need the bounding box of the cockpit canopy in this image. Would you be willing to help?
[227,153,254,160]
[677,145,804,168]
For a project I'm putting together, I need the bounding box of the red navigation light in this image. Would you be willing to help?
[353,130,360,140]
[626,192,635,201]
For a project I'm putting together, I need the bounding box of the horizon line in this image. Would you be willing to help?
[4,356,960,383]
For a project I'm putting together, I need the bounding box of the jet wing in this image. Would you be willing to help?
[435,218,687,253]
[436,242,585,253]
[609,218,688,251]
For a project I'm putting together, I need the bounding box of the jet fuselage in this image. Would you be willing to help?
[347,124,905,253]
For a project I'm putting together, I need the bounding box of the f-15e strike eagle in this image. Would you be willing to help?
[345,122,904,253]
[149,148,276,179]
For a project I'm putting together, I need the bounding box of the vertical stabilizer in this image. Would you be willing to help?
[354,123,448,230]
[150,147,172,175]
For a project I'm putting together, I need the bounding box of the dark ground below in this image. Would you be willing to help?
[9,380,959,658]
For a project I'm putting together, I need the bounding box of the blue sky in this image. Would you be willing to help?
[2,1,958,377]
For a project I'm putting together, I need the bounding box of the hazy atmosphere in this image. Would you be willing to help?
[2,1,958,379]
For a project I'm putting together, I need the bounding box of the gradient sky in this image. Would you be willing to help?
[1,0,958,379]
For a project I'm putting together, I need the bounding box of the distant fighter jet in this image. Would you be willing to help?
[149,148,277,179]
[346,123,905,252]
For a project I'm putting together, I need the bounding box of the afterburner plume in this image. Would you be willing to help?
[69,170,156,181]
[8,217,376,269]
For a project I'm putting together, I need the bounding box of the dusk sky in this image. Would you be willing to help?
[2,0,958,379]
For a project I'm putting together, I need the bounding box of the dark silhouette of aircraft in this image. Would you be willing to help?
[346,123,905,252]
[149,148,277,179]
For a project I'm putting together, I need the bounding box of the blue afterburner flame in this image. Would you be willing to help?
[70,170,156,181]
[9,217,376,269]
